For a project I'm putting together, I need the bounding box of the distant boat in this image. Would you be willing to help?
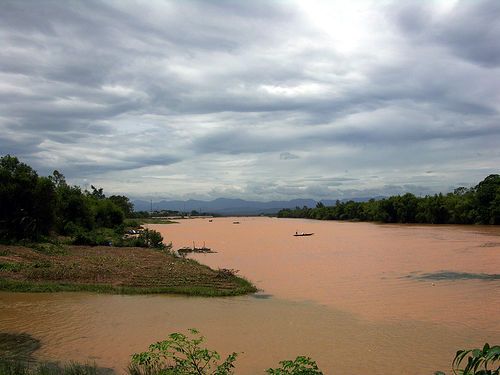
[209,219,213,222]
[293,232,314,237]
[233,221,240,224]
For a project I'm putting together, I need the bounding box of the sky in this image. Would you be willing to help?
[1,0,499,201]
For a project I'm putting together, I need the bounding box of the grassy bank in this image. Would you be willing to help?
[125,218,178,226]
[0,245,256,297]
[0,360,107,375]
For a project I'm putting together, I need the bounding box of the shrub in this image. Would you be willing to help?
[130,328,238,375]
[266,356,323,375]
[72,228,115,246]
[137,229,165,249]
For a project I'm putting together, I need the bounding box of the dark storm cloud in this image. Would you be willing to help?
[392,0,500,67]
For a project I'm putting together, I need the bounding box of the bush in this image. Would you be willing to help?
[72,228,116,246]
[130,329,238,375]
[135,229,166,249]
[267,356,323,375]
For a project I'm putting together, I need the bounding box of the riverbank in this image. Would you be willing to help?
[0,244,256,296]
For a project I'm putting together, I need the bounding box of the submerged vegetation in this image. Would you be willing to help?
[411,271,500,282]
[278,174,500,225]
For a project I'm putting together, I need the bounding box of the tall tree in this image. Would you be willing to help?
[0,155,56,240]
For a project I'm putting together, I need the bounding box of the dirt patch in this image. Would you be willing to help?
[0,245,255,296]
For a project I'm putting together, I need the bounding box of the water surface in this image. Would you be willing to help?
[1,218,499,374]
[153,218,500,330]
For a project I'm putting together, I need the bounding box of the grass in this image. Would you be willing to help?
[0,263,22,272]
[0,245,256,297]
[0,333,112,374]
[138,218,179,225]
[0,333,40,362]
[0,278,256,297]
[124,218,178,226]
[0,360,112,375]
[29,242,68,255]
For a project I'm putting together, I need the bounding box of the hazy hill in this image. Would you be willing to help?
[132,197,382,216]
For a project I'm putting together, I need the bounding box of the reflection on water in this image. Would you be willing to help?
[411,271,500,281]
[0,332,40,361]
[1,218,499,374]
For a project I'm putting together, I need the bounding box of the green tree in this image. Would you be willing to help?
[0,155,56,240]
[93,199,124,228]
[89,185,106,200]
[54,183,94,234]
[475,174,500,224]
[109,195,134,217]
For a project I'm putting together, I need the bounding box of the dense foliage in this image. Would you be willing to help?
[0,156,56,240]
[0,155,164,248]
[278,175,500,225]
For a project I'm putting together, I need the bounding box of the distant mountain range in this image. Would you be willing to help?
[132,197,383,216]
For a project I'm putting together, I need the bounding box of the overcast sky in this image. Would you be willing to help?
[1,0,499,201]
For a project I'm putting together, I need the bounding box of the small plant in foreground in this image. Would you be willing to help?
[435,343,500,375]
[266,356,323,375]
[130,329,238,375]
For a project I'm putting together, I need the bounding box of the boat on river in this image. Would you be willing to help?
[294,232,314,236]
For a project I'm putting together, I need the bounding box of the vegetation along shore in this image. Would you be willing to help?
[0,155,256,296]
[278,174,500,224]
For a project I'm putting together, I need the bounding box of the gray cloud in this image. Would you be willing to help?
[280,152,300,160]
[0,0,499,200]
[391,0,500,67]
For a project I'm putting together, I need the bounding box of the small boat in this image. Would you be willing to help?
[233,221,240,224]
[293,232,314,237]
[208,219,213,222]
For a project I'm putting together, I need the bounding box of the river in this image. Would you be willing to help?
[1,218,499,374]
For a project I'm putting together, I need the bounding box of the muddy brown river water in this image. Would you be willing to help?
[1,218,499,374]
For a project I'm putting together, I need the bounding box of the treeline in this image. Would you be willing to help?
[0,155,153,245]
[278,174,500,225]
[130,209,219,219]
